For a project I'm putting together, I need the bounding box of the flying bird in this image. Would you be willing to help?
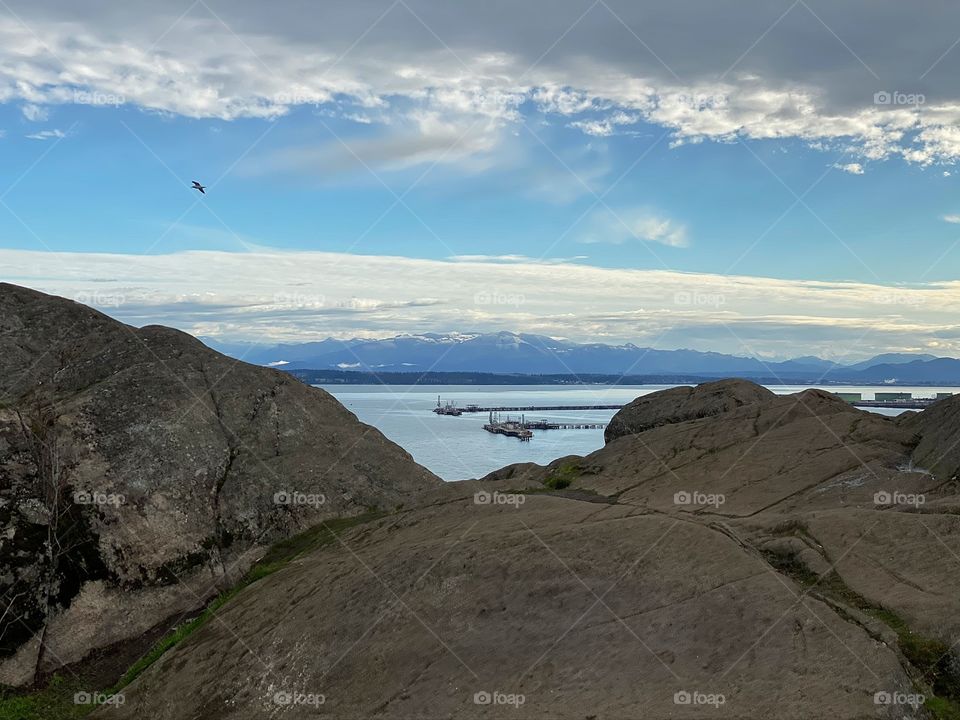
[191,180,206,194]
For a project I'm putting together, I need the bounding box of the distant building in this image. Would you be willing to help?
[834,392,862,403]
[876,392,912,402]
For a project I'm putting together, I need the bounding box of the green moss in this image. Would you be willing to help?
[763,549,960,715]
[0,511,388,719]
[926,696,960,720]
[0,675,98,720]
[544,462,580,490]
[760,548,819,587]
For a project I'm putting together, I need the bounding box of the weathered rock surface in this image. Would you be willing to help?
[0,283,439,685]
[96,379,960,719]
[603,378,776,443]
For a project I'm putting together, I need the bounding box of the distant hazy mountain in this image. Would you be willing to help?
[851,357,960,383]
[205,331,956,381]
[846,353,938,371]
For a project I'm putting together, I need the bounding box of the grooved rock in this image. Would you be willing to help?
[0,283,439,686]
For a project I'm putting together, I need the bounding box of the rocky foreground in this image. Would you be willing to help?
[0,284,439,687]
[95,383,960,717]
[2,284,960,719]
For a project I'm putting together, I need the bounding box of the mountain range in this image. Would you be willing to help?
[206,332,957,383]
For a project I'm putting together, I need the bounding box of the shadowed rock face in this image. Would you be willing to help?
[0,283,440,686]
[95,379,960,719]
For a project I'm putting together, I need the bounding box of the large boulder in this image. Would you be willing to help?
[603,378,776,443]
[0,283,440,686]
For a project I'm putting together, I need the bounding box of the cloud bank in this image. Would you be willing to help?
[3,1,960,168]
[3,247,959,360]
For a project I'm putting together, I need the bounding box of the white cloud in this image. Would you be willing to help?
[4,247,956,359]
[833,162,864,175]
[25,128,65,140]
[20,103,48,121]
[943,214,960,224]
[580,208,688,247]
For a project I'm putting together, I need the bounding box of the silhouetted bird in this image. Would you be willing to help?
[191,181,206,194]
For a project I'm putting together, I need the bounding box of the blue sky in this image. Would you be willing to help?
[2,0,960,358]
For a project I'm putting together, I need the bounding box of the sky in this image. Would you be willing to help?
[2,0,960,359]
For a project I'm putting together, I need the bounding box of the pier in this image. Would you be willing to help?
[481,412,605,440]
[434,399,623,415]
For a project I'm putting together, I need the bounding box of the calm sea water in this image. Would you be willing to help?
[319,384,959,481]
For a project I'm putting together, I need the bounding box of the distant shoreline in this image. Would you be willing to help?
[289,368,960,387]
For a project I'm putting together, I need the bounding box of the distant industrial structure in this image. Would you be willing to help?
[480,411,606,441]
[833,391,953,408]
